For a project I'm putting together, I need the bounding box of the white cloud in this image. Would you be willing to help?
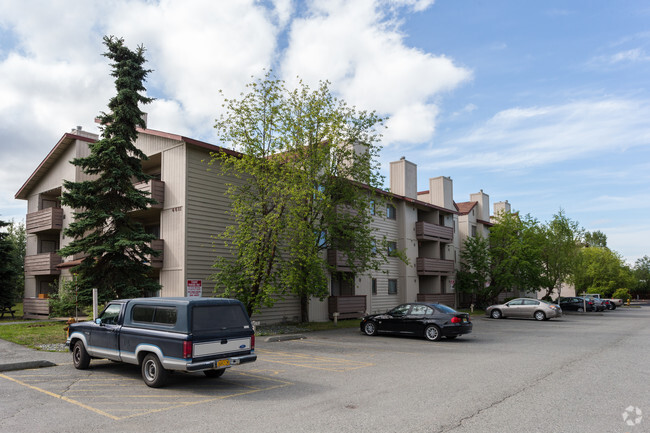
[424,98,650,170]
[280,0,470,147]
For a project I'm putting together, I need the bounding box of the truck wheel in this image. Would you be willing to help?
[204,369,226,378]
[142,354,169,388]
[72,341,90,369]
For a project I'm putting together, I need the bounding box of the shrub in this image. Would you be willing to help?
[49,279,85,317]
[612,288,632,302]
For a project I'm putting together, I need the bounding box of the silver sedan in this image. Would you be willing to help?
[486,298,562,321]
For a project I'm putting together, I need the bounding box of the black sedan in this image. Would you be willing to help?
[360,303,472,341]
[559,297,594,312]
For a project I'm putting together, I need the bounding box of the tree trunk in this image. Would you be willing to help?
[300,294,309,323]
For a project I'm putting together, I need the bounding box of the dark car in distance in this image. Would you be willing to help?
[360,303,472,341]
[559,297,594,312]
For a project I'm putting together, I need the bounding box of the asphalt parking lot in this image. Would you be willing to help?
[1,306,649,433]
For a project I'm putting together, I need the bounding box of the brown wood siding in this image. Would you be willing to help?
[251,296,302,325]
[134,179,165,208]
[415,221,453,243]
[22,298,51,319]
[417,293,456,306]
[26,208,63,234]
[25,253,62,276]
[416,258,455,275]
[328,295,367,319]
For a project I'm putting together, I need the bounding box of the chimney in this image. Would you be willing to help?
[470,190,490,221]
[429,176,453,210]
[493,200,511,216]
[389,158,417,199]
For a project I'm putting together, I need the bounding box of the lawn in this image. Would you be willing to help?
[0,321,68,349]
[0,302,23,322]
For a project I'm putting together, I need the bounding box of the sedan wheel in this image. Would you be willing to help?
[363,321,378,336]
[534,311,546,321]
[577,307,584,312]
[424,325,441,341]
[490,309,502,319]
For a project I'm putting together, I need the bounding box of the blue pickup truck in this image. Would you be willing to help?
[66,297,257,387]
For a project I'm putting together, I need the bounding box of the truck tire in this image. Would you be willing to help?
[72,340,90,369]
[142,354,169,388]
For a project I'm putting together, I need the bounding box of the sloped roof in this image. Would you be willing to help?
[455,201,477,215]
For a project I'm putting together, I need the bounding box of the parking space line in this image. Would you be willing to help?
[0,373,121,420]
[0,370,293,420]
[256,349,374,372]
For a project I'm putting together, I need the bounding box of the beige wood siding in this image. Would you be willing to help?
[252,296,302,325]
[158,142,186,296]
[185,147,236,295]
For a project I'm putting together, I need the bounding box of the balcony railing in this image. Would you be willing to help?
[134,179,164,208]
[328,295,367,319]
[22,298,51,320]
[327,249,354,270]
[417,293,456,306]
[25,253,62,276]
[145,239,164,268]
[26,207,63,234]
[416,257,455,276]
[415,221,453,243]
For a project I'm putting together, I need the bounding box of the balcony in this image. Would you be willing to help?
[145,239,164,268]
[328,295,367,319]
[26,208,63,234]
[25,253,62,276]
[416,257,455,276]
[327,249,361,270]
[134,179,164,209]
[415,221,453,243]
[417,293,456,306]
[22,297,51,320]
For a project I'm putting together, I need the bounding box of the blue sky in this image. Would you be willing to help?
[1,0,649,264]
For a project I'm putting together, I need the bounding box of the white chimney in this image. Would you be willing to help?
[389,158,417,199]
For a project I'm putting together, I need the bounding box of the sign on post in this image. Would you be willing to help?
[187,279,202,297]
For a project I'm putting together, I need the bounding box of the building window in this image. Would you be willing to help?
[372,278,377,295]
[370,200,376,216]
[387,241,397,256]
[371,239,377,255]
[386,204,396,220]
[471,224,477,237]
[388,279,398,295]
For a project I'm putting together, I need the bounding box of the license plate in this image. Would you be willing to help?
[462,318,468,323]
[217,359,230,368]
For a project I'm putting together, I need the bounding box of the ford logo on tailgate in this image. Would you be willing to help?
[239,344,246,349]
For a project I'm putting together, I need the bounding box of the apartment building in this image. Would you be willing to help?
[15,125,499,322]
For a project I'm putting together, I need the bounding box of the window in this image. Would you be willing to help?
[523,299,540,306]
[99,304,122,325]
[411,305,433,316]
[371,240,377,255]
[388,279,398,295]
[471,225,477,237]
[388,303,409,315]
[372,278,377,295]
[132,305,177,325]
[316,230,327,248]
[370,200,376,216]
[387,241,397,256]
[192,305,250,335]
[386,204,396,220]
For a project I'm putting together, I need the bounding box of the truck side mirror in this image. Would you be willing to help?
[95,318,102,326]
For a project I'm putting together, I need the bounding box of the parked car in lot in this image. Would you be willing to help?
[581,293,622,309]
[360,303,472,341]
[486,298,562,321]
[66,297,257,387]
[583,296,607,311]
[559,296,594,312]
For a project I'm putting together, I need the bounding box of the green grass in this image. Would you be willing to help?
[0,321,68,349]
[457,308,486,317]
[0,302,23,322]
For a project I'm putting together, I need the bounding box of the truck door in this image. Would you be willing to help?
[89,303,122,360]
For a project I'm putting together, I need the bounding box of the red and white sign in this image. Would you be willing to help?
[449,279,455,288]
[187,279,202,297]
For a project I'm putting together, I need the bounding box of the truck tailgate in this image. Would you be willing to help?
[193,337,251,357]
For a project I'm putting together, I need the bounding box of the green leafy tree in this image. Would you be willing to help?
[583,230,607,248]
[539,210,582,299]
[488,211,544,300]
[572,247,635,297]
[7,220,25,296]
[612,287,631,302]
[455,235,493,306]
[632,255,650,297]
[0,219,20,308]
[59,36,160,304]
[210,74,389,319]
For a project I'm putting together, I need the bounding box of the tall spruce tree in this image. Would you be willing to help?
[59,36,160,303]
[0,219,20,308]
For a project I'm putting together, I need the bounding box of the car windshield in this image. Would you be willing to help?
[433,304,457,314]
